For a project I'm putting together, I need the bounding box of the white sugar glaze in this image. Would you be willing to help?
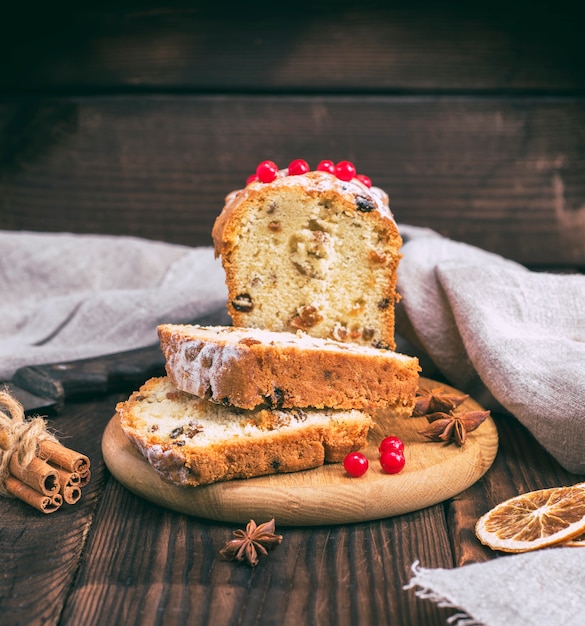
[169,325,413,358]
[224,169,395,221]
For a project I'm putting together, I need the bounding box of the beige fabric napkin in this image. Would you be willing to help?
[398,226,585,624]
[396,225,585,475]
[0,230,227,380]
[3,227,584,474]
[405,547,585,626]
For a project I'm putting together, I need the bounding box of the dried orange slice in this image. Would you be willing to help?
[564,532,585,547]
[475,484,585,553]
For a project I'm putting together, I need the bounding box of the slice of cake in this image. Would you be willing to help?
[158,323,420,415]
[117,376,373,487]
[212,161,402,350]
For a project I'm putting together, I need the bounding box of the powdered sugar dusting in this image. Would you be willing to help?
[228,170,395,221]
[166,325,414,361]
[165,338,242,399]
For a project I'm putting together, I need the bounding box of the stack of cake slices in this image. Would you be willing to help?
[116,324,420,487]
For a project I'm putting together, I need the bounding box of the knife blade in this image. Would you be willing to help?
[11,342,167,413]
[3,307,231,414]
[2,381,59,415]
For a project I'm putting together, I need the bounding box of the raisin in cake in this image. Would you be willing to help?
[117,376,372,487]
[158,323,420,416]
[212,164,402,350]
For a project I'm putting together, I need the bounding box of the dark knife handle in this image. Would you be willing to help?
[12,344,166,407]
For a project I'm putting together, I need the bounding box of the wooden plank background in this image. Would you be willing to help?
[1,0,584,266]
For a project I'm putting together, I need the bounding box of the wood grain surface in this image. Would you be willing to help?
[1,1,582,92]
[1,2,583,623]
[102,378,498,525]
[2,387,582,626]
[1,1,584,268]
[1,96,584,265]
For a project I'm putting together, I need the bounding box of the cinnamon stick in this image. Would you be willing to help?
[53,466,82,504]
[38,440,90,475]
[5,475,62,513]
[1,391,91,511]
[78,469,91,487]
[9,455,61,496]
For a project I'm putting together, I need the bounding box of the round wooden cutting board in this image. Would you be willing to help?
[102,378,498,526]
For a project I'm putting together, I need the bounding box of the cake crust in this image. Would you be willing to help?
[117,377,372,487]
[158,324,420,415]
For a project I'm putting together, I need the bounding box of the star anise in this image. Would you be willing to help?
[219,518,283,566]
[418,410,490,446]
[412,387,470,416]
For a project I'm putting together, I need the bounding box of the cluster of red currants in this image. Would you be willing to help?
[246,159,372,188]
[343,436,406,477]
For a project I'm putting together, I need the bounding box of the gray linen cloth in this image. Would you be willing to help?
[0,230,227,380]
[2,227,584,474]
[397,225,585,625]
[3,228,585,625]
[397,224,585,475]
[405,547,585,626]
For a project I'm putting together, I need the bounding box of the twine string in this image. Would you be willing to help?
[0,390,58,497]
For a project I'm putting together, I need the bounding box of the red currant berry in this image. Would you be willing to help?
[316,159,335,174]
[356,174,372,188]
[380,450,406,474]
[246,173,259,185]
[334,160,357,182]
[256,160,279,183]
[378,436,405,455]
[343,452,369,477]
[288,159,310,176]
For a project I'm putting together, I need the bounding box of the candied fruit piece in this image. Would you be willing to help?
[232,294,254,312]
[355,195,376,212]
[290,305,323,329]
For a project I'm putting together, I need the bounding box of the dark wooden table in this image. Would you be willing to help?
[2,382,583,626]
[1,2,584,623]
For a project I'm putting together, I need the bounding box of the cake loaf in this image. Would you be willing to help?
[117,376,372,487]
[158,323,420,416]
[212,164,402,350]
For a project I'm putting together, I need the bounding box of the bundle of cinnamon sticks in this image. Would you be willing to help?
[0,391,91,514]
